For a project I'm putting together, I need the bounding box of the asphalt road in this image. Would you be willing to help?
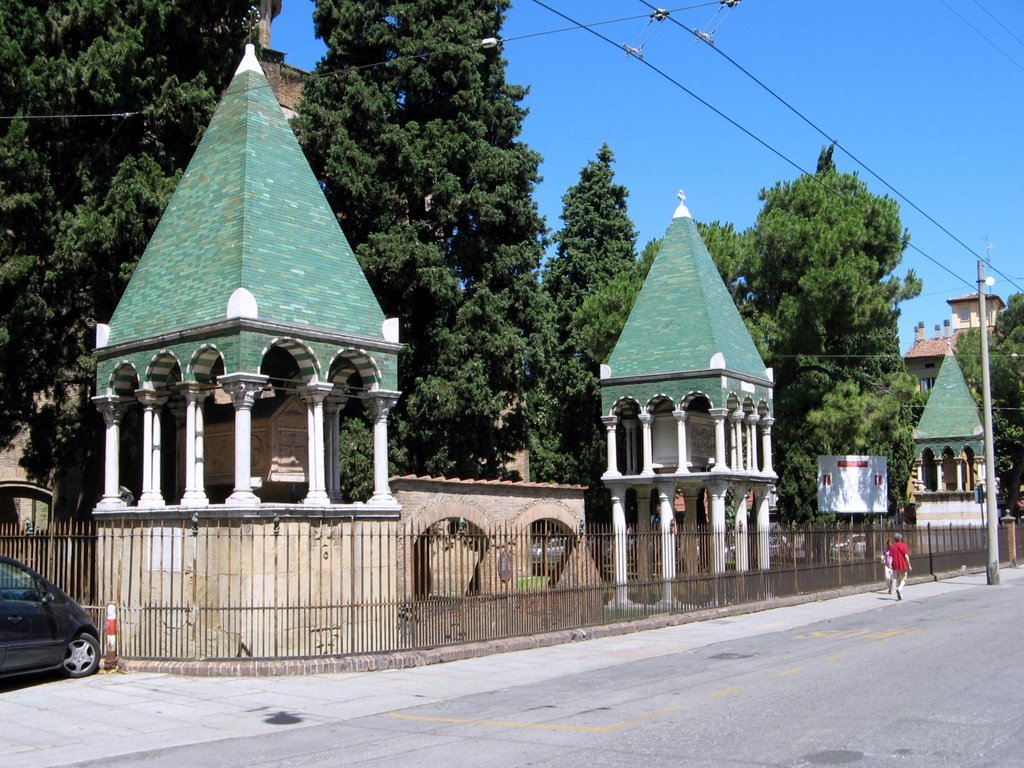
[5,571,1024,768]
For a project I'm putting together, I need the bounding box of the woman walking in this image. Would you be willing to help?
[889,533,911,600]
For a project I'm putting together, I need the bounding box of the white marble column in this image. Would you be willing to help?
[137,388,167,508]
[624,420,638,475]
[658,483,676,604]
[746,414,760,473]
[755,486,772,569]
[708,480,729,574]
[367,390,401,504]
[299,382,334,506]
[760,417,775,476]
[639,412,655,476]
[178,384,210,507]
[710,408,729,472]
[325,394,346,501]
[602,415,621,478]
[673,408,689,473]
[682,490,700,576]
[734,489,749,572]
[609,484,628,605]
[93,395,128,508]
[220,373,269,506]
[730,412,744,470]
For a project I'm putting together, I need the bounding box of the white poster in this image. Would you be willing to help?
[818,455,888,515]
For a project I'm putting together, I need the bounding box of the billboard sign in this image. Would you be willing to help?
[818,455,888,515]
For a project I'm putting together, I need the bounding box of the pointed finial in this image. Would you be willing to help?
[673,188,692,219]
[235,43,263,75]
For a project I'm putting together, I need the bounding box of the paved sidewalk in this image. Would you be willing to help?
[3,568,1021,768]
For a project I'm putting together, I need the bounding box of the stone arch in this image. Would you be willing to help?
[145,350,182,389]
[407,495,492,535]
[109,361,139,397]
[756,399,771,419]
[189,345,225,383]
[259,338,320,384]
[610,396,641,419]
[327,348,381,392]
[406,496,491,598]
[509,498,581,533]
[682,391,712,411]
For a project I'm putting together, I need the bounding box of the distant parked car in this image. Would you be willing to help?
[831,534,868,559]
[0,556,100,679]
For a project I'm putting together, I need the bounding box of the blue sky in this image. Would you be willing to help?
[272,1,1024,354]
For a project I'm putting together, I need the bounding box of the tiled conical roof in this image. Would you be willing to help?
[914,353,983,448]
[606,197,767,381]
[105,45,386,346]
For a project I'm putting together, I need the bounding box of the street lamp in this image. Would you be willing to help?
[977,262,999,585]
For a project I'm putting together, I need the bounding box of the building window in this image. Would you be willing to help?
[920,377,935,392]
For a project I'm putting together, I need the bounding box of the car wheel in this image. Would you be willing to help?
[62,633,100,678]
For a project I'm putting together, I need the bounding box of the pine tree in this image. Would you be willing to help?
[0,0,252,516]
[713,147,921,521]
[531,145,638,516]
[295,0,548,479]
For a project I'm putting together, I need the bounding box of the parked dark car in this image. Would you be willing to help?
[0,556,100,679]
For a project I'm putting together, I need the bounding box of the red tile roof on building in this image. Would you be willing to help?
[904,335,956,359]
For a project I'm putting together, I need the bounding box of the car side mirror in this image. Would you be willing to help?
[40,591,55,604]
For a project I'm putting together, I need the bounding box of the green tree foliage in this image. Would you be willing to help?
[0,1,251,514]
[531,145,638,514]
[707,147,921,521]
[295,0,548,480]
[956,292,1024,515]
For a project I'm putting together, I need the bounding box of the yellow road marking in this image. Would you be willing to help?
[771,667,802,679]
[824,652,848,663]
[709,686,744,699]
[384,705,681,734]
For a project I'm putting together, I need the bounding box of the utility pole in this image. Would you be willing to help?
[978,260,999,585]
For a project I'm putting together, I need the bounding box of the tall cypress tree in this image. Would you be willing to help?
[296,1,548,479]
[532,145,638,513]
[0,1,252,516]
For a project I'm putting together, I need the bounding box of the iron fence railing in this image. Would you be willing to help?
[0,518,1011,661]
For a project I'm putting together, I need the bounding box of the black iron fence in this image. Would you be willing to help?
[0,519,1014,662]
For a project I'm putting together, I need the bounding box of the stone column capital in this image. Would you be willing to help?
[745,413,760,427]
[92,394,130,424]
[760,416,775,431]
[673,408,688,423]
[637,412,653,426]
[601,415,619,429]
[135,387,169,407]
[367,389,401,421]
[729,410,744,424]
[324,392,348,414]
[219,373,269,410]
[709,407,729,420]
[176,381,212,404]
[299,381,334,405]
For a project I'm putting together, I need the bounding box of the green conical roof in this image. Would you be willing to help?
[606,199,767,381]
[106,45,386,346]
[914,353,983,445]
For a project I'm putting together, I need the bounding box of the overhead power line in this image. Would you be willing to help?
[528,0,977,294]
[631,0,1024,298]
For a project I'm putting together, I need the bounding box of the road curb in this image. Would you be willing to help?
[113,569,976,677]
